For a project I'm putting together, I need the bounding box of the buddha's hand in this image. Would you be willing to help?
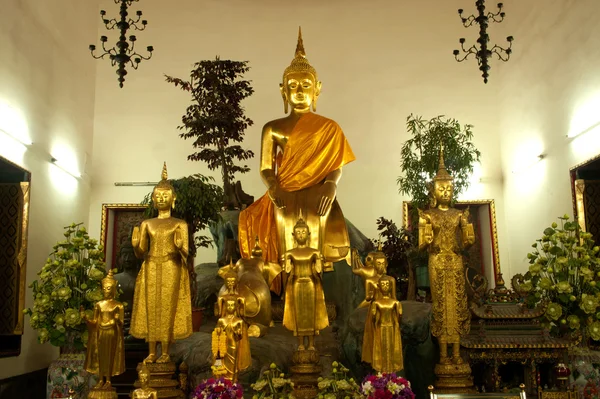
[317,181,337,216]
[174,227,183,249]
[132,226,140,248]
[267,183,285,208]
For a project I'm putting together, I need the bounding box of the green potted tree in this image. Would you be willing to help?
[397,114,481,298]
[143,174,223,330]
[165,57,255,210]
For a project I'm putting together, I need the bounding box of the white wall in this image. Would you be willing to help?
[89,0,507,266]
[0,0,98,379]
[498,0,600,277]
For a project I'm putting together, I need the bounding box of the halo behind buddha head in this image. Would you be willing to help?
[283,27,318,84]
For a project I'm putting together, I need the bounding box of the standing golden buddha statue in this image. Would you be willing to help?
[363,275,403,374]
[418,146,475,388]
[130,163,193,364]
[282,215,328,351]
[213,293,251,381]
[238,28,356,294]
[82,269,125,398]
[351,244,389,308]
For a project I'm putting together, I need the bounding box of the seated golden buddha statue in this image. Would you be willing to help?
[130,163,193,364]
[82,269,125,395]
[418,146,475,366]
[282,215,328,351]
[217,238,272,334]
[131,363,157,399]
[364,275,403,373]
[238,28,356,294]
[351,244,389,308]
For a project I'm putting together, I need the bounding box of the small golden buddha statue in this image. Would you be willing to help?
[213,295,251,381]
[217,238,272,334]
[363,275,403,373]
[418,146,475,365]
[82,269,125,395]
[238,27,356,294]
[131,363,158,399]
[351,243,389,308]
[130,162,193,364]
[282,215,328,350]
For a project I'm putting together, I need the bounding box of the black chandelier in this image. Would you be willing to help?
[89,0,154,88]
[453,1,514,83]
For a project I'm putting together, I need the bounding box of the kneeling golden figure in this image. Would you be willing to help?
[131,364,158,399]
[82,269,125,396]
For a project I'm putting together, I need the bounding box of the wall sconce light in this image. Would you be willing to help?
[0,128,32,146]
[51,157,81,179]
[567,121,600,139]
[511,154,544,174]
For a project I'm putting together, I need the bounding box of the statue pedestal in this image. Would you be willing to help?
[290,349,321,399]
[434,362,475,393]
[88,386,118,399]
[134,362,184,399]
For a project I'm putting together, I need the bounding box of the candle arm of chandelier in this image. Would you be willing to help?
[89,41,117,60]
[101,16,118,30]
[116,0,140,6]
[128,15,148,31]
[491,43,512,62]
[129,50,153,70]
[487,3,506,24]
[459,12,478,28]
[454,40,478,63]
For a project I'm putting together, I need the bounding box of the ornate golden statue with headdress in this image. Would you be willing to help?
[362,275,403,373]
[217,238,272,335]
[82,269,125,398]
[130,162,192,364]
[238,27,356,294]
[212,293,251,381]
[282,215,328,351]
[351,243,389,308]
[131,363,158,399]
[418,146,475,368]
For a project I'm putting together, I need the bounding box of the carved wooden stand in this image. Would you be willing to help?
[88,386,118,399]
[290,349,321,399]
[434,362,475,393]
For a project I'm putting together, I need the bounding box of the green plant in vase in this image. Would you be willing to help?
[316,361,361,399]
[23,223,109,349]
[521,214,600,344]
[251,363,295,399]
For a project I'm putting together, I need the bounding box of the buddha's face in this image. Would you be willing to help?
[226,300,236,315]
[153,187,174,210]
[282,71,319,111]
[293,225,309,245]
[374,257,387,275]
[379,279,391,294]
[434,180,453,206]
[225,277,237,290]
[102,282,116,299]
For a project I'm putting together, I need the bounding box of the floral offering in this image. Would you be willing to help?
[23,223,109,349]
[251,363,295,399]
[520,215,600,341]
[360,373,415,399]
[193,377,243,399]
[317,361,361,399]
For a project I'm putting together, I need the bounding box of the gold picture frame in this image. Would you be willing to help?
[100,203,147,270]
[402,199,502,282]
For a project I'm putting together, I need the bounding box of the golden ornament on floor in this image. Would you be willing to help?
[283,215,328,350]
[351,244,389,308]
[131,363,158,399]
[238,27,356,295]
[212,294,251,381]
[82,269,125,399]
[217,237,272,336]
[419,145,475,389]
[130,162,193,364]
[363,275,403,373]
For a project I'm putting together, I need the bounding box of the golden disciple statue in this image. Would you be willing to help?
[212,295,251,381]
[82,269,125,394]
[282,216,328,350]
[363,275,403,373]
[131,363,158,399]
[351,244,388,308]
[131,163,193,363]
[238,28,356,293]
[217,238,272,334]
[418,147,475,365]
